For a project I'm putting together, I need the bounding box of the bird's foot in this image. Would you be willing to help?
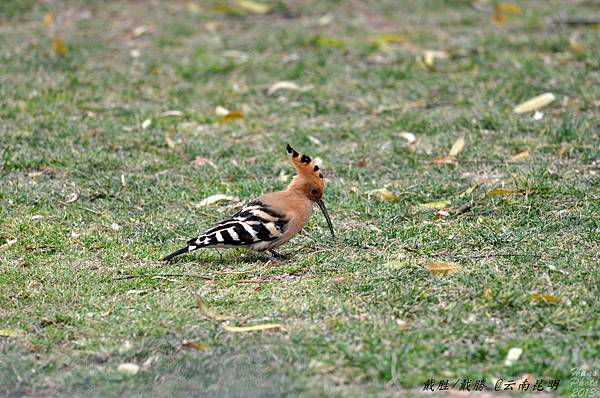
[268,249,289,260]
[263,251,285,264]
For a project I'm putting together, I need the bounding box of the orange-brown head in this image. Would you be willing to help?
[286,144,334,237]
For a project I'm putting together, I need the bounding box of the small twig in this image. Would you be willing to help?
[456,201,475,215]
[548,15,600,26]
[461,253,543,259]
[80,206,103,215]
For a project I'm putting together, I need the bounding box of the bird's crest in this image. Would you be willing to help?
[286,143,324,188]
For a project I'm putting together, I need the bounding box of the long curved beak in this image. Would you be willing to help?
[317,199,335,238]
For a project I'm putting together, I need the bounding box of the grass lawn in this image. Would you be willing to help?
[1,0,599,396]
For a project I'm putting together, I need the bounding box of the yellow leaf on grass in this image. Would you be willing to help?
[369,33,408,51]
[486,188,517,196]
[218,111,244,123]
[484,288,493,300]
[197,298,235,320]
[448,134,466,157]
[210,3,246,16]
[52,36,68,56]
[493,3,522,23]
[223,323,283,332]
[234,0,271,14]
[569,33,585,54]
[530,295,560,304]
[418,200,451,210]
[427,261,462,275]
[496,3,522,14]
[44,12,55,27]
[186,1,201,14]
[510,149,530,161]
[311,36,344,47]
[196,194,239,207]
[0,328,21,338]
[369,33,408,43]
[513,93,556,114]
[182,341,210,350]
[365,188,400,202]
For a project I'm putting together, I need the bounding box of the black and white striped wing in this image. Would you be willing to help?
[187,200,288,249]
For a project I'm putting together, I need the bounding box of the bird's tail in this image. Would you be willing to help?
[162,236,208,262]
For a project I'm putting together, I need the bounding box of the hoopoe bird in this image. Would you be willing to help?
[162,144,334,262]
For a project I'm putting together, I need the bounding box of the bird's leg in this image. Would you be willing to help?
[263,251,284,264]
[268,249,289,260]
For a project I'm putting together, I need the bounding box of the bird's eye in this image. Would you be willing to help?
[311,188,319,194]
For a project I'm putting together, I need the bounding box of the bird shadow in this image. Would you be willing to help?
[160,250,291,268]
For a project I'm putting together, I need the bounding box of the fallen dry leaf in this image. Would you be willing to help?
[448,134,466,157]
[368,33,409,52]
[267,81,301,95]
[307,135,322,146]
[435,209,450,219]
[182,341,210,350]
[310,35,344,47]
[427,261,462,275]
[398,132,417,145]
[514,93,556,114]
[431,155,457,164]
[64,193,78,204]
[504,347,523,366]
[493,2,522,23]
[187,1,201,14]
[223,323,283,332]
[569,32,586,54]
[369,33,408,43]
[419,200,451,210]
[196,194,239,207]
[161,110,184,117]
[423,49,450,68]
[117,363,140,375]
[530,295,560,304]
[234,0,271,14]
[132,25,148,37]
[484,288,493,300]
[43,12,55,27]
[0,328,21,338]
[215,106,229,116]
[486,188,517,196]
[496,3,522,14]
[218,111,244,123]
[52,36,68,56]
[365,188,400,202]
[192,156,216,168]
[558,142,571,159]
[510,149,530,161]
[0,238,18,249]
[197,297,235,320]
